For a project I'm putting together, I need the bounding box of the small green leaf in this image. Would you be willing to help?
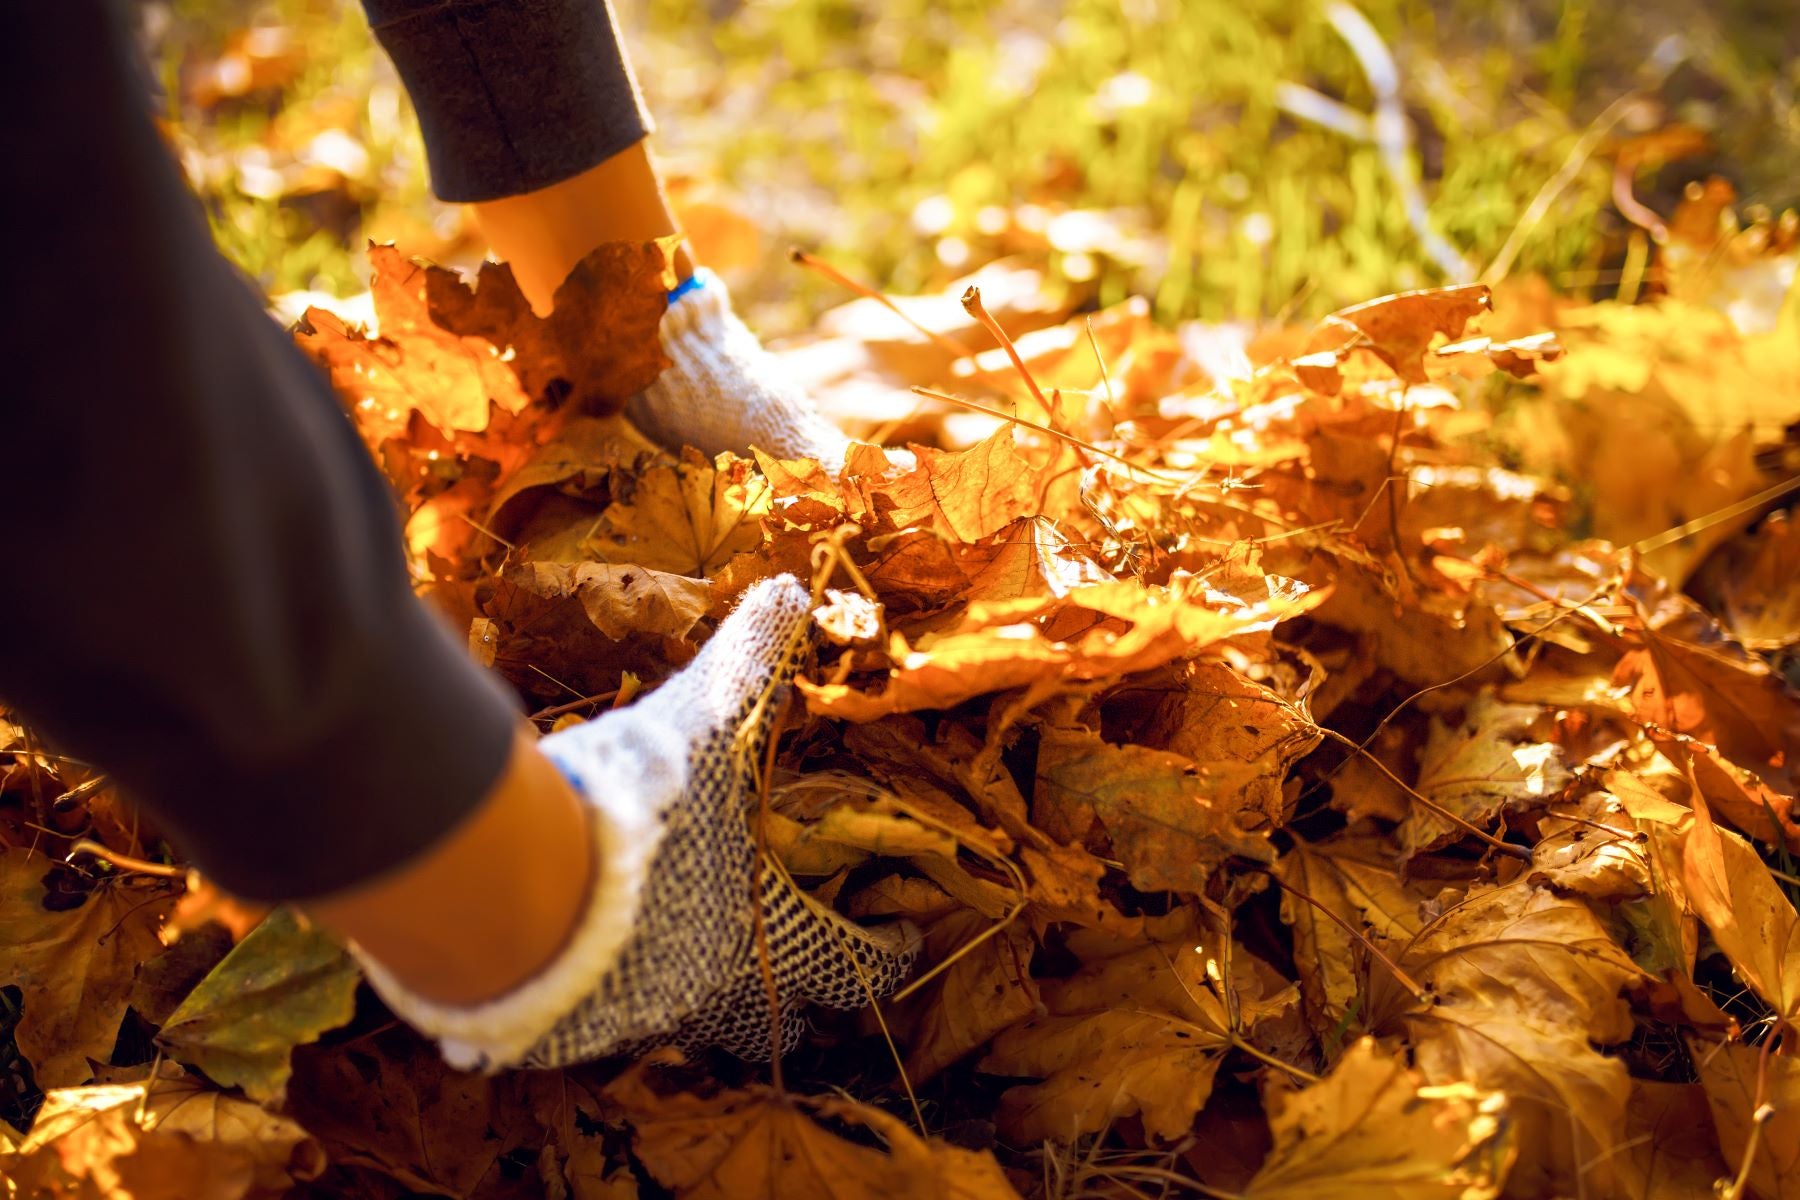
[157,907,359,1103]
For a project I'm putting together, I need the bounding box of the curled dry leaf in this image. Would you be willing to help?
[1616,584,1800,792]
[1400,692,1571,856]
[802,570,1317,721]
[156,907,360,1104]
[607,1053,1021,1200]
[0,850,176,1088]
[1679,784,1800,1023]
[0,1065,326,1200]
[1296,284,1493,393]
[1242,1038,1512,1200]
[500,561,711,643]
[812,588,885,646]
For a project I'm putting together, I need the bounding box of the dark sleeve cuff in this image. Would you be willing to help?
[362,0,654,202]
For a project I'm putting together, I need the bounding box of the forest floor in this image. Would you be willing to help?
[3,2,1800,1198]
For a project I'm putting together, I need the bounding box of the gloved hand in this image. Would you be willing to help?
[628,271,862,471]
[355,574,918,1070]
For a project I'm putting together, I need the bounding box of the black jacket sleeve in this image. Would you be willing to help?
[361,0,654,202]
[0,1,522,901]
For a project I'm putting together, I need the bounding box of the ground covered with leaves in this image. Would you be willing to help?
[3,166,1799,1198]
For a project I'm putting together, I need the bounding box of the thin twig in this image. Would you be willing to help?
[962,286,1050,415]
[910,386,1193,486]
[1311,725,1531,859]
[1634,474,1800,555]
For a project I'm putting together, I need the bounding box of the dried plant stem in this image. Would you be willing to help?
[789,247,979,361]
[66,839,187,880]
[52,774,111,812]
[528,689,619,722]
[1311,726,1530,860]
[1634,473,1800,556]
[910,386,1190,486]
[961,285,1050,415]
[1722,1026,1782,1200]
[752,688,792,1092]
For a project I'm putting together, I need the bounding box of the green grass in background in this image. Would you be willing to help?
[153,0,1799,327]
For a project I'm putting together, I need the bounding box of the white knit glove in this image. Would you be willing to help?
[356,575,918,1070]
[628,270,857,469]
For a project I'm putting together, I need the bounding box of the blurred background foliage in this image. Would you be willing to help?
[146,0,1799,330]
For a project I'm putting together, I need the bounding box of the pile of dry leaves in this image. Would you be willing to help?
[3,191,1799,1199]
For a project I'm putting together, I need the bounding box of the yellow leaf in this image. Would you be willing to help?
[978,913,1263,1143]
[1034,722,1276,895]
[1381,880,1644,1198]
[802,570,1316,721]
[590,450,771,577]
[1679,781,1800,1022]
[609,1054,1021,1200]
[1242,1038,1511,1200]
[500,561,711,642]
[1695,1039,1800,1199]
[0,1066,325,1200]
[0,851,176,1088]
[1400,692,1571,856]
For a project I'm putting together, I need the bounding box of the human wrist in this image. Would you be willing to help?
[304,727,595,1007]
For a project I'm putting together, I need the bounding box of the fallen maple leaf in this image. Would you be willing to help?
[1400,692,1571,855]
[1613,1079,1731,1200]
[156,907,360,1104]
[297,245,532,441]
[1277,833,1431,1036]
[1616,582,1800,793]
[588,450,771,577]
[802,570,1316,721]
[1033,721,1276,895]
[1380,879,1645,1198]
[0,1064,325,1200]
[1297,284,1493,393]
[286,1025,565,1197]
[1241,1038,1512,1200]
[978,912,1286,1143]
[1717,510,1800,651]
[0,851,176,1088]
[423,237,679,413]
[886,907,1039,1081]
[872,429,1046,543]
[607,1051,1021,1199]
